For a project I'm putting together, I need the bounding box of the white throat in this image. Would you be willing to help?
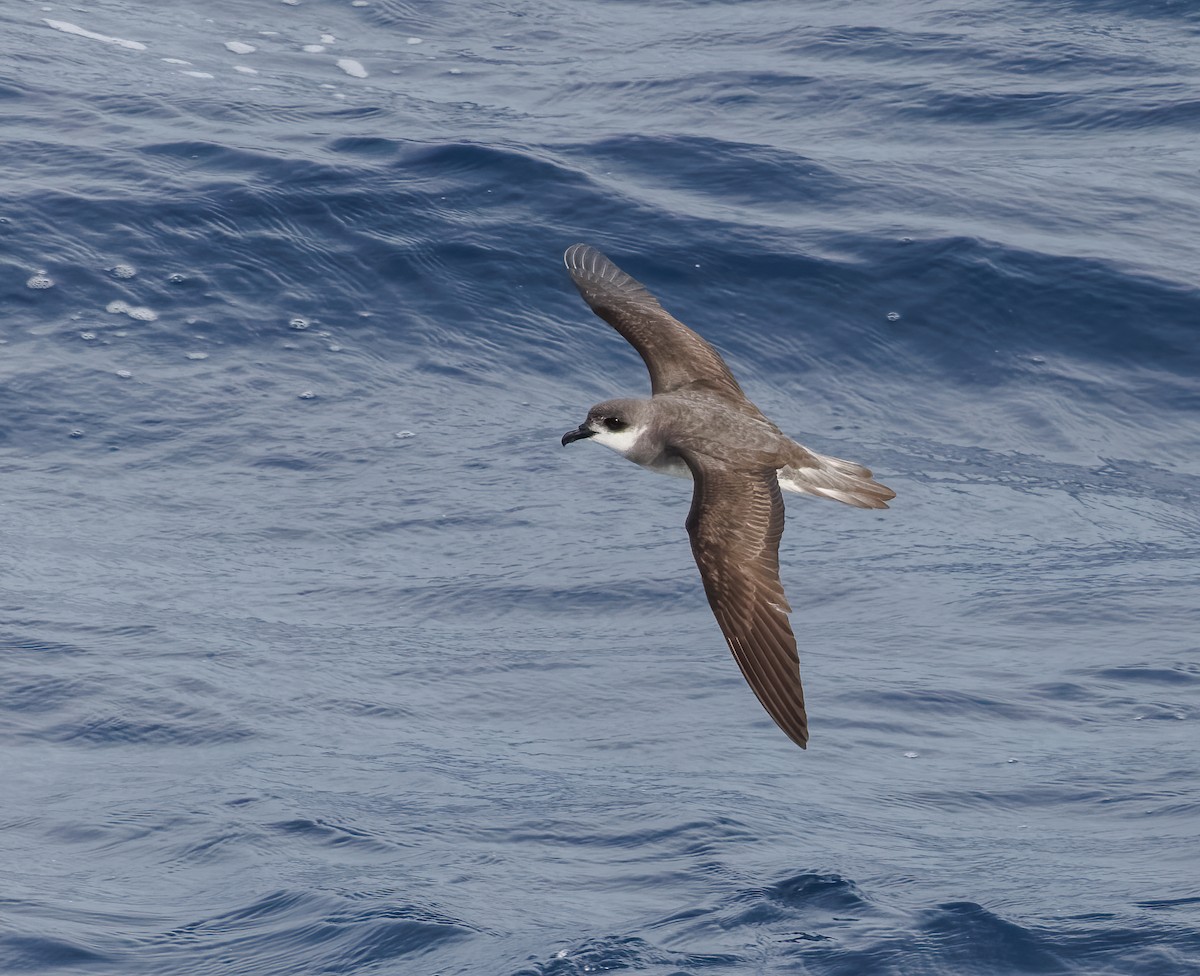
[589,423,646,458]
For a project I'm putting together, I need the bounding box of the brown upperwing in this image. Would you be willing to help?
[564,244,768,419]
[679,448,808,749]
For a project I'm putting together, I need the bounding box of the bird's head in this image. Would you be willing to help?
[561,398,649,455]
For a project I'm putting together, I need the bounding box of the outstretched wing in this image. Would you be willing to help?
[564,244,758,408]
[680,449,808,749]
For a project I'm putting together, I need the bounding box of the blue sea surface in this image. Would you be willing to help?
[2,0,1199,973]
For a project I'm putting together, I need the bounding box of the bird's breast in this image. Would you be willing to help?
[636,450,692,480]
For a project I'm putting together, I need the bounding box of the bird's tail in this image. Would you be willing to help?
[777,451,895,509]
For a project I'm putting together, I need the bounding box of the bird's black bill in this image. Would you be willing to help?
[561,425,594,446]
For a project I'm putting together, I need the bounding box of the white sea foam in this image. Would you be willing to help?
[106,300,158,321]
[44,19,146,51]
[336,58,367,78]
[225,41,256,55]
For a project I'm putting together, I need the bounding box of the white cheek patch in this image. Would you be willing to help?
[589,425,644,456]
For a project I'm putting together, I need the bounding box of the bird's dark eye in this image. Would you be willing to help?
[603,417,627,432]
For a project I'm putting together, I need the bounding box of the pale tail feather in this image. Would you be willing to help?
[777,452,895,509]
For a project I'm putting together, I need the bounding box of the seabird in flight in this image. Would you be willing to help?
[560,244,894,749]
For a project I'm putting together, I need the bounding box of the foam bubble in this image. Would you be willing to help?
[320,34,335,44]
[26,272,54,290]
[886,311,900,322]
[303,44,326,53]
[395,431,415,440]
[116,370,132,379]
[298,391,317,399]
[336,58,367,78]
[406,37,422,45]
[181,71,215,79]
[106,300,158,321]
[185,351,209,360]
[289,317,309,330]
[109,263,137,279]
[80,332,97,341]
[225,41,256,54]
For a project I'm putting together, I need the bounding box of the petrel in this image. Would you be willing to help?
[560,244,894,749]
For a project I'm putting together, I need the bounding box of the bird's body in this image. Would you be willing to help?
[560,244,894,749]
[584,394,782,475]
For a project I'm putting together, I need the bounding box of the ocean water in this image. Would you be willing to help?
[2,0,1199,973]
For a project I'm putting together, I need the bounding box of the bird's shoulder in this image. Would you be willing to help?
[652,393,791,465]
